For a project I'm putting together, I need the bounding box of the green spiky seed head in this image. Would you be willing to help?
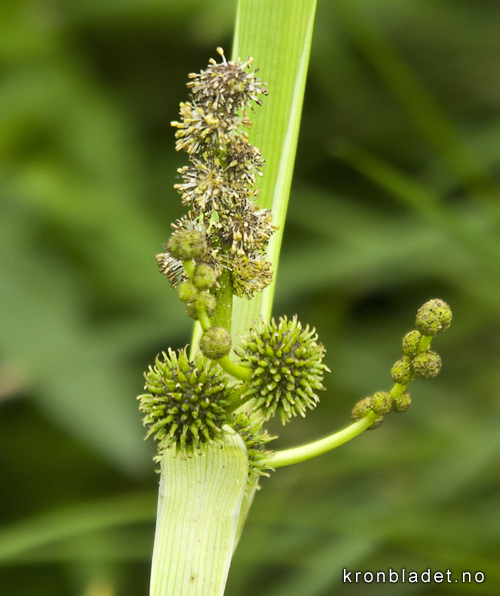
[351,397,373,420]
[391,356,414,385]
[370,391,393,416]
[402,330,422,357]
[393,391,412,412]
[415,299,452,336]
[412,350,442,379]
[193,264,217,290]
[235,316,329,424]
[200,327,232,360]
[167,229,207,261]
[177,281,199,303]
[138,348,231,456]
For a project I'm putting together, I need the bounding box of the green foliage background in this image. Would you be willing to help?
[1,0,500,594]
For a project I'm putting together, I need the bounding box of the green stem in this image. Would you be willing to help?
[196,306,212,332]
[183,259,195,278]
[217,356,252,382]
[419,335,432,352]
[263,411,379,468]
[390,383,407,399]
[212,269,233,332]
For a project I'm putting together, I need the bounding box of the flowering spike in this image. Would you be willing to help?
[159,48,275,301]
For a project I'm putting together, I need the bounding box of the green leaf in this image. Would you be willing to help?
[231,0,318,335]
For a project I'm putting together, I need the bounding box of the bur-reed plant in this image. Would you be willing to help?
[137,19,453,593]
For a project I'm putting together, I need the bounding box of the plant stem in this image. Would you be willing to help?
[212,269,233,332]
[217,356,252,382]
[263,411,380,468]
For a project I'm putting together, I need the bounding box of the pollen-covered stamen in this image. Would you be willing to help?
[175,159,241,211]
[156,253,186,288]
[166,49,273,301]
[229,254,273,299]
[218,199,276,255]
[226,140,265,185]
[186,48,268,115]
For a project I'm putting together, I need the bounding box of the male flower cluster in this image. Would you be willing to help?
[351,299,452,427]
[157,48,276,300]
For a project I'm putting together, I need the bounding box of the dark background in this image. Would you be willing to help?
[1,0,500,594]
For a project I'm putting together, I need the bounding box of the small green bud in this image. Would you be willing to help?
[370,391,393,416]
[185,291,217,319]
[415,299,452,336]
[402,330,422,358]
[197,291,217,317]
[393,391,412,413]
[412,350,442,379]
[193,264,217,290]
[200,327,232,360]
[351,397,373,420]
[167,229,207,261]
[391,356,414,385]
[177,281,199,303]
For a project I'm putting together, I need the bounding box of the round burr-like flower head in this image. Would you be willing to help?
[236,316,330,424]
[138,348,231,455]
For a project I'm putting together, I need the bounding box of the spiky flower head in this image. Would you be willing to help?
[138,348,232,456]
[167,229,207,261]
[235,316,330,424]
[192,264,217,290]
[351,396,373,420]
